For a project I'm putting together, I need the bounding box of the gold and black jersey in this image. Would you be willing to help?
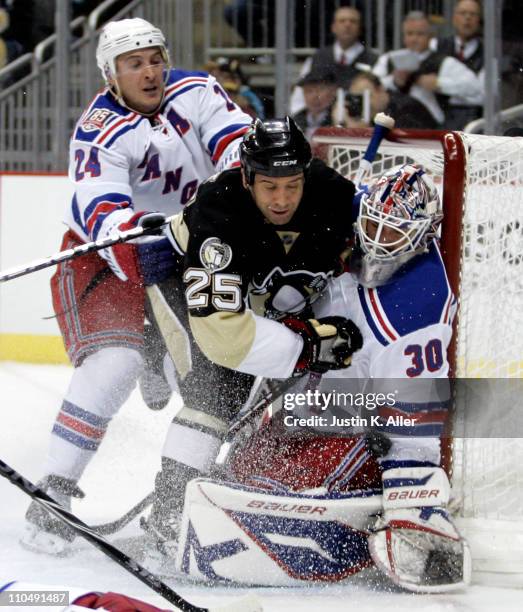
[168,158,356,378]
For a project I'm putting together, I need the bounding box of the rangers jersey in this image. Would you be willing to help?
[314,241,456,464]
[66,69,252,243]
[316,242,455,379]
[167,159,356,379]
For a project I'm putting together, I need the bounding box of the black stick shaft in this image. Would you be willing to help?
[225,376,301,441]
[0,459,205,612]
[93,492,154,536]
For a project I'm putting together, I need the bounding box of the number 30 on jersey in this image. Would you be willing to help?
[404,339,444,377]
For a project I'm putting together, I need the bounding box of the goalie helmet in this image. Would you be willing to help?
[353,164,442,287]
[96,18,170,84]
[240,117,312,185]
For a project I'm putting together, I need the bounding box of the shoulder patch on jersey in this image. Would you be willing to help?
[74,90,132,143]
[199,237,233,272]
[81,108,115,132]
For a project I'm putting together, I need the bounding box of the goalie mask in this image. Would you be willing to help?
[96,18,170,114]
[240,117,312,185]
[353,164,442,288]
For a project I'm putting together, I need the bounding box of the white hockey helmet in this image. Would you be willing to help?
[96,17,170,83]
[353,164,443,287]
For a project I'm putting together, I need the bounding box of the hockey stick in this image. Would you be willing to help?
[0,215,175,284]
[0,460,262,612]
[213,373,313,472]
[354,112,395,186]
[92,491,154,536]
[223,376,303,443]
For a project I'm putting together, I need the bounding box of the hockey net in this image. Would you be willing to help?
[312,127,523,585]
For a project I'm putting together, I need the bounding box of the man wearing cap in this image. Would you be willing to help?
[292,68,339,141]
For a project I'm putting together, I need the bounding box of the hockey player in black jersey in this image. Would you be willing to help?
[169,115,361,378]
[142,117,363,564]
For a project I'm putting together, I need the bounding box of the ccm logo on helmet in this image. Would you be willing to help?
[246,500,326,515]
[273,160,298,167]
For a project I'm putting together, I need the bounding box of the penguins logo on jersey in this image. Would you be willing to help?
[199,237,233,272]
[249,267,332,319]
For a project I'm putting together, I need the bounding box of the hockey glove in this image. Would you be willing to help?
[283,316,363,375]
[104,212,178,285]
[368,465,471,592]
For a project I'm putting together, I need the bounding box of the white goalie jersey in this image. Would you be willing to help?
[315,241,456,380]
[313,240,456,466]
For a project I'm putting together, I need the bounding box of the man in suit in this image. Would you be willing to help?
[430,0,484,129]
[290,6,378,115]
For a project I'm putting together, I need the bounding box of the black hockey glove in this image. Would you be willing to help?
[283,316,363,375]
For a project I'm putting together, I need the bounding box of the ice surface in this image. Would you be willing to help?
[0,362,521,611]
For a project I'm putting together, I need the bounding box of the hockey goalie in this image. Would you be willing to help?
[172,165,471,592]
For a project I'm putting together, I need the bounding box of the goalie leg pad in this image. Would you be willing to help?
[175,478,382,585]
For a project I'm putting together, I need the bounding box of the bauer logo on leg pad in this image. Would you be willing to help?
[175,478,380,585]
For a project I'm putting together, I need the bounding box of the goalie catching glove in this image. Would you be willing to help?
[368,465,471,592]
[101,211,178,285]
[283,316,362,375]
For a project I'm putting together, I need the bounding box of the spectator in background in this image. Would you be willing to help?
[291,68,338,142]
[224,0,275,49]
[204,56,265,119]
[290,6,377,115]
[430,0,483,129]
[373,11,483,129]
[339,71,439,130]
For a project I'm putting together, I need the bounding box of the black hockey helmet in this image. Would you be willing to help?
[240,116,312,185]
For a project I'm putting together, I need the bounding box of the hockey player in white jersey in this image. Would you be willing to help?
[176,164,471,592]
[23,17,252,554]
